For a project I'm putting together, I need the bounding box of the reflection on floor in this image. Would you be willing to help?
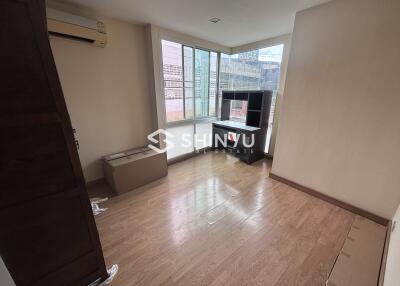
[88,152,355,286]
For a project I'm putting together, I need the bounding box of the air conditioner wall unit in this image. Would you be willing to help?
[46,8,107,47]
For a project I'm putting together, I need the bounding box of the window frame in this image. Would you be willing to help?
[159,36,287,156]
[161,39,220,127]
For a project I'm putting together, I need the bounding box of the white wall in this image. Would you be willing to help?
[384,205,400,286]
[50,18,153,182]
[272,0,400,219]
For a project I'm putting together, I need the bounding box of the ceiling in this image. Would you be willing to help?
[53,0,331,47]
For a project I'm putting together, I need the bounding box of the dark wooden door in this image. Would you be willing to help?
[0,0,108,285]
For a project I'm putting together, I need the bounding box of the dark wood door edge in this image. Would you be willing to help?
[269,172,389,226]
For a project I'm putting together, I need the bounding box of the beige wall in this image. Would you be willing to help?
[50,18,153,182]
[272,0,400,219]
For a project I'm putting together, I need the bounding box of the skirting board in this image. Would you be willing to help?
[265,154,273,160]
[168,147,213,166]
[269,173,389,226]
[86,178,106,188]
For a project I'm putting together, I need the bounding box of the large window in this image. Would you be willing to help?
[161,40,219,159]
[161,40,284,157]
[162,40,219,123]
[219,44,284,152]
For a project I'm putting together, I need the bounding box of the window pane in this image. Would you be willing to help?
[209,52,218,116]
[164,88,184,122]
[183,46,194,119]
[162,40,183,122]
[229,100,248,122]
[265,91,278,152]
[195,121,212,149]
[219,44,283,95]
[195,49,210,118]
[260,45,283,152]
[166,124,194,160]
[184,87,194,119]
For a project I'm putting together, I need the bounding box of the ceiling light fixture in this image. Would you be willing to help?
[209,17,221,23]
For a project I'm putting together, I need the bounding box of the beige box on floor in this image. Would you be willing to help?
[103,147,167,194]
[326,216,387,286]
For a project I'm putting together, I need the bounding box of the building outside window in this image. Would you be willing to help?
[219,44,284,152]
[162,40,184,122]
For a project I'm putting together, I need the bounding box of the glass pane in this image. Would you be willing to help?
[195,121,213,149]
[164,88,184,122]
[162,40,183,122]
[265,91,278,153]
[183,46,194,119]
[209,52,218,116]
[261,45,283,153]
[219,53,232,94]
[229,100,248,122]
[166,124,194,160]
[195,49,210,118]
[184,87,194,119]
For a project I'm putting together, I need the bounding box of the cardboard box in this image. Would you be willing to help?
[103,148,167,194]
[327,216,386,286]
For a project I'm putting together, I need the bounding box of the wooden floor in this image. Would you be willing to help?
[89,152,355,286]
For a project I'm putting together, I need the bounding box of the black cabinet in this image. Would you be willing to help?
[213,90,273,164]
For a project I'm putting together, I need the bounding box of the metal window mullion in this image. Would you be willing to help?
[207,51,211,117]
[182,45,186,119]
[193,47,197,151]
[215,52,221,119]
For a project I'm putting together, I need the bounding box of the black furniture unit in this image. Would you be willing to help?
[212,90,273,164]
